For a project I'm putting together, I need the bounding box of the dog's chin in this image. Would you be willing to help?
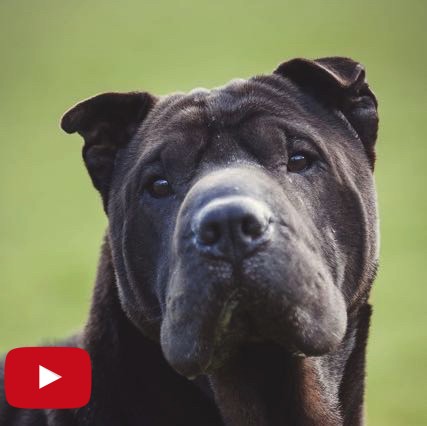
[160,326,346,379]
[160,296,347,379]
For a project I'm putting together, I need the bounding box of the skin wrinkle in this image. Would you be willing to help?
[328,146,376,307]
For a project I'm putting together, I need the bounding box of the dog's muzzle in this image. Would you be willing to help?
[160,168,347,378]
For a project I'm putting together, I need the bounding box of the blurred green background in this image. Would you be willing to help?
[0,0,426,424]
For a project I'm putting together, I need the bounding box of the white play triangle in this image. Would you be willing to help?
[39,365,62,389]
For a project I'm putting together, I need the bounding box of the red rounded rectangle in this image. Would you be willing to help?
[5,347,92,409]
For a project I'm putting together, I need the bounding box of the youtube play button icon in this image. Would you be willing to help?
[5,347,91,409]
[39,365,62,389]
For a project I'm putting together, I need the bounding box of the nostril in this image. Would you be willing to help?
[198,221,221,245]
[241,214,267,239]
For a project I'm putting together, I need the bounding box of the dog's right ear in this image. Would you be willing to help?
[61,91,156,210]
[274,57,378,168]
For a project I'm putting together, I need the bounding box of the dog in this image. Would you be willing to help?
[0,56,379,426]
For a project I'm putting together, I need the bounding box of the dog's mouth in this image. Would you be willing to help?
[160,254,348,378]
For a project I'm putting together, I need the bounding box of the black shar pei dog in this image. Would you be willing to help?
[0,56,379,426]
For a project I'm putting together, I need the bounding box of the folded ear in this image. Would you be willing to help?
[274,57,378,168]
[61,92,156,209]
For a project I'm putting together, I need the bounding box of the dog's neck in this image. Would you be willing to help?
[81,238,371,426]
[206,317,370,426]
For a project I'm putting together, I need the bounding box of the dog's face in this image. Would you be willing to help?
[62,57,379,378]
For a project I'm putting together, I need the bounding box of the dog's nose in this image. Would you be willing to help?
[192,196,272,259]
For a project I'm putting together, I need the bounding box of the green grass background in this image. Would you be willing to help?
[0,0,426,424]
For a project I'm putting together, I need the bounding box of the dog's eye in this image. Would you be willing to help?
[148,178,172,198]
[287,153,312,173]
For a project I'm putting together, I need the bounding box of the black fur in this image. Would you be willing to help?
[0,57,379,426]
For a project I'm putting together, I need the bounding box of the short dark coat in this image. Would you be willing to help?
[0,57,379,426]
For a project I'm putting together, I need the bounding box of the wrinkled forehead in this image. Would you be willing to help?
[126,75,356,178]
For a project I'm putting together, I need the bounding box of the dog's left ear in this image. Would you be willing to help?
[275,57,378,167]
[61,91,156,210]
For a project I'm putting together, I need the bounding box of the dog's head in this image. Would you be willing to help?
[61,57,379,378]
